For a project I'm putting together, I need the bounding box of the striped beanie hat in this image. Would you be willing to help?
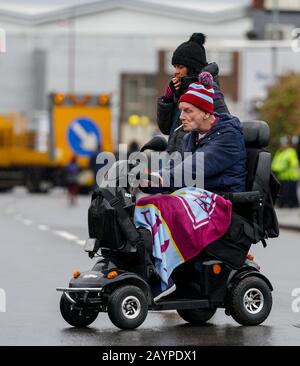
[179,71,214,115]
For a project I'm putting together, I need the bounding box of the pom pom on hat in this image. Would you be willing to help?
[189,33,206,46]
[198,71,213,87]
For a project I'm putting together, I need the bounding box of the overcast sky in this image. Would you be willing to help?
[0,0,250,4]
[0,0,251,15]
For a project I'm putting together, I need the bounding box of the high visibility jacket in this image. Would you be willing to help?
[272,147,300,181]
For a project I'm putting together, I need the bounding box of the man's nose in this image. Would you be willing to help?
[179,111,185,121]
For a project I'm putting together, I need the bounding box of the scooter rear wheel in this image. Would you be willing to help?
[60,293,98,327]
[177,308,216,324]
[107,285,148,330]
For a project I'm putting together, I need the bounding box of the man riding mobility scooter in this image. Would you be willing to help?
[57,120,280,330]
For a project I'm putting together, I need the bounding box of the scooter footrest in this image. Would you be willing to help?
[152,299,210,311]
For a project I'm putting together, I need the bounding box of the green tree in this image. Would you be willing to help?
[258,73,300,153]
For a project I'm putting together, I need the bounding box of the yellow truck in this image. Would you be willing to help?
[0,93,113,192]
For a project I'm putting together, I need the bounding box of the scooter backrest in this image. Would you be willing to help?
[242,120,270,149]
[241,121,271,193]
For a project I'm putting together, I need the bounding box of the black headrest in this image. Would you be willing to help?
[241,120,270,148]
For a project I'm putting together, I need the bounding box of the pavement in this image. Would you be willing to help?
[276,208,300,231]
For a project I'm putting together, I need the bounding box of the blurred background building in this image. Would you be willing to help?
[0,0,300,164]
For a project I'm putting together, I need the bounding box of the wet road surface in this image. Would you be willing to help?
[0,188,300,346]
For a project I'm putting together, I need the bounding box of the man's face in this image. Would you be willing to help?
[179,102,212,133]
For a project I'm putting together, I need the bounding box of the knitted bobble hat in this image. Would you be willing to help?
[179,71,215,114]
[171,33,208,71]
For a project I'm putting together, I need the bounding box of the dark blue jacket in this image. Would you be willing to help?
[156,63,229,154]
[160,113,247,193]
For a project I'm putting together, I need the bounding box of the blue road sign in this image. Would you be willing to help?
[67,118,101,156]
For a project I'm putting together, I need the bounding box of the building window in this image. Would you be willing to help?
[122,74,156,125]
[265,0,300,11]
[206,51,233,76]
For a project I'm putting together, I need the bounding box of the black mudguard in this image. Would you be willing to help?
[229,268,273,291]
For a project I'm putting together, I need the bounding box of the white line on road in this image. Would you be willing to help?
[76,240,86,246]
[6,202,86,247]
[54,230,79,241]
[53,231,86,246]
[37,224,49,231]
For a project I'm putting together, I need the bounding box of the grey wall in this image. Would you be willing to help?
[0,34,36,113]
[250,9,300,39]
[0,32,158,143]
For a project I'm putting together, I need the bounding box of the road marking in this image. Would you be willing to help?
[37,224,49,231]
[0,288,6,313]
[5,201,87,247]
[76,240,86,246]
[54,230,79,241]
[10,210,85,246]
[53,231,86,246]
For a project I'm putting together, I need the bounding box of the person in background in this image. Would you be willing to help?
[66,156,80,206]
[157,33,229,154]
[272,136,300,208]
[296,134,300,161]
[127,140,140,158]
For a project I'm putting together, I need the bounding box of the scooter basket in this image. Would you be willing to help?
[88,188,135,250]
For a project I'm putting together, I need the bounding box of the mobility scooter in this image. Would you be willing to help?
[57,120,279,330]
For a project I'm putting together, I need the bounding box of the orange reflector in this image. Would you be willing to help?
[98,94,110,106]
[247,254,254,261]
[73,271,81,279]
[107,271,118,279]
[54,93,65,105]
[212,264,222,275]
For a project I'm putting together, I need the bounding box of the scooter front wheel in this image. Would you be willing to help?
[107,285,148,330]
[60,293,98,327]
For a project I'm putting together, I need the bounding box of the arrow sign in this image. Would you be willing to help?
[67,118,101,156]
[72,122,98,151]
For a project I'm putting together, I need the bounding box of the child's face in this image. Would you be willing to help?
[173,64,188,79]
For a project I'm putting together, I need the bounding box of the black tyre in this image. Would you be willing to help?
[177,308,216,325]
[228,276,272,326]
[60,293,98,327]
[107,285,148,330]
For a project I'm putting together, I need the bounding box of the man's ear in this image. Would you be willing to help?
[203,112,210,120]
